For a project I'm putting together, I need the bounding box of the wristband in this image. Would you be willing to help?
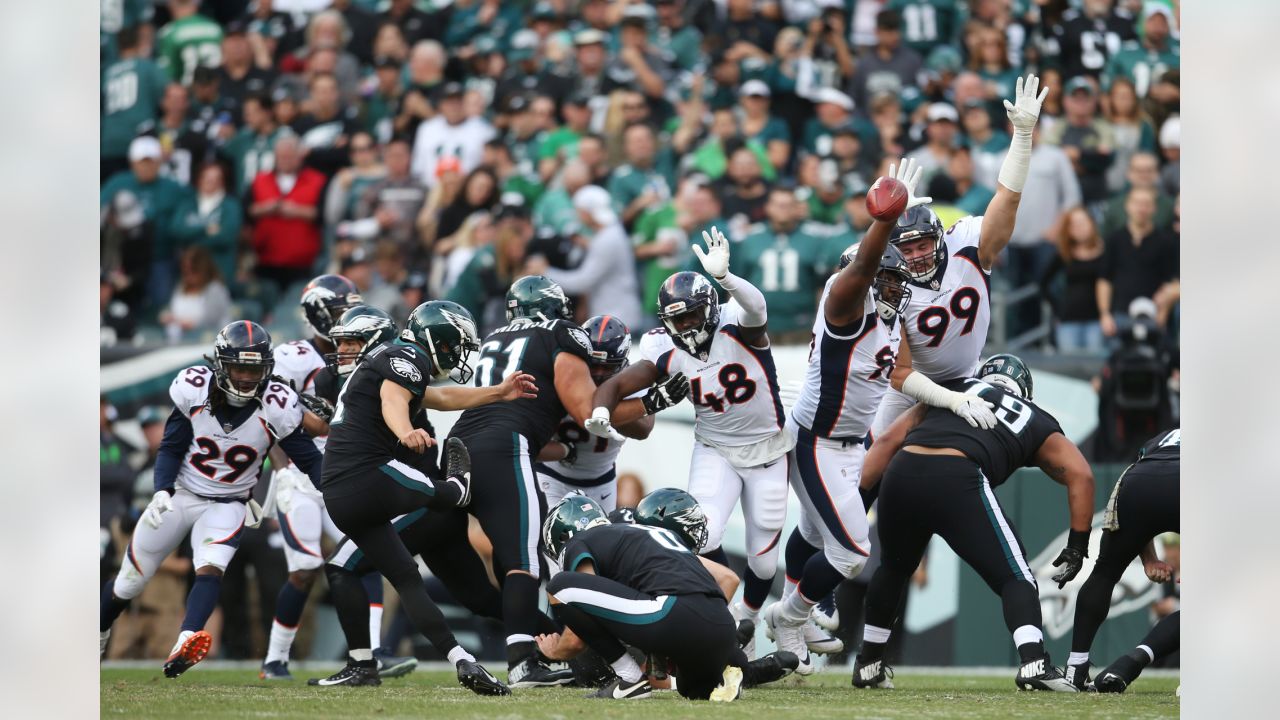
[1067,529,1089,555]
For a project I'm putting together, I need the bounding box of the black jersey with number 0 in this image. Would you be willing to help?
[562,523,723,599]
[322,338,435,488]
[1136,428,1180,464]
[448,318,593,452]
[902,378,1064,486]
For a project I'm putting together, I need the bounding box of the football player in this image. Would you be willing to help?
[447,277,688,688]
[768,160,999,674]
[853,355,1095,691]
[536,493,795,702]
[871,75,1051,438]
[260,303,413,680]
[1065,429,1179,690]
[314,300,535,693]
[99,322,323,678]
[535,315,653,513]
[589,227,793,651]
[1092,610,1180,693]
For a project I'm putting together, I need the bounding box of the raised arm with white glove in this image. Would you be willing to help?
[695,226,767,328]
[997,74,1049,194]
[901,371,998,430]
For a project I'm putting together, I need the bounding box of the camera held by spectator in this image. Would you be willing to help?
[1094,297,1175,462]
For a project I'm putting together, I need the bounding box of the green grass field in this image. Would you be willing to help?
[101,667,1179,719]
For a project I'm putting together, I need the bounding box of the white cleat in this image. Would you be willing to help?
[764,603,814,676]
[813,600,840,632]
[764,616,843,655]
[709,665,744,702]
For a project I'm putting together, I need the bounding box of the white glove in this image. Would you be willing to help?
[1003,73,1049,135]
[950,396,999,430]
[141,491,173,530]
[275,471,295,515]
[694,226,731,280]
[886,157,932,210]
[245,499,265,529]
[584,406,626,442]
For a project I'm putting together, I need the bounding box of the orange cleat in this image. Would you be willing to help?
[163,631,212,679]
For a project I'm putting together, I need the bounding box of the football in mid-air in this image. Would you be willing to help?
[866,176,908,221]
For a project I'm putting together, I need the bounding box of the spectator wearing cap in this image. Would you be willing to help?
[381,0,444,46]
[292,72,362,177]
[101,136,192,308]
[151,83,211,188]
[1099,151,1175,237]
[1158,116,1179,196]
[501,94,556,201]
[610,6,674,102]
[411,82,497,187]
[156,0,223,85]
[1053,0,1137,81]
[851,10,923,110]
[738,80,793,173]
[969,25,1022,104]
[130,405,170,515]
[217,21,277,124]
[735,185,847,337]
[906,103,960,186]
[1102,77,1157,194]
[1043,77,1115,206]
[539,92,595,180]
[247,133,327,292]
[652,0,703,71]
[529,185,643,328]
[1096,185,1179,338]
[1103,2,1180,98]
[397,271,429,322]
[801,88,877,160]
[1039,206,1107,355]
[569,29,617,101]
[220,93,285,195]
[717,0,781,55]
[447,199,537,331]
[608,124,675,229]
[187,65,239,142]
[102,26,169,182]
[168,162,243,287]
[161,246,233,343]
[353,137,429,261]
[825,124,876,199]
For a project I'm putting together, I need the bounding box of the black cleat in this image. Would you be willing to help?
[743,651,798,688]
[373,647,418,679]
[1015,654,1078,692]
[444,437,472,507]
[1065,662,1091,692]
[852,656,895,689]
[588,676,653,700]
[308,660,381,686]
[1094,650,1147,693]
[508,656,574,688]
[457,659,511,696]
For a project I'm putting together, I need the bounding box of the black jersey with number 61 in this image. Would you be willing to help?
[449,317,593,452]
[562,523,723,599]
[901,378,1064,486]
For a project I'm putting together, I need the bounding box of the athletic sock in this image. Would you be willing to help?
[860,625,891,662]
[610,652,643,683]
[1067,651,1091,667]
[266,621,299,665]
[742,568,772,612]
[264,580,309,664]
[779,585,816,625]
[180,575,222,632]
[350,648,373,662]
[1135,645,1155,664]
[447,646,476,665]
[781,578,798,603]
[1013,625,1046,664]
[361,573,385,648]
[100,580,130,632]
[503,573,541,667]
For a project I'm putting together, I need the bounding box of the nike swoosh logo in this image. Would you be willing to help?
[600,493,611,500]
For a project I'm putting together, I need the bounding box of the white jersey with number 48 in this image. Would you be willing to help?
[168,366,304,498]
[901,215,993,382]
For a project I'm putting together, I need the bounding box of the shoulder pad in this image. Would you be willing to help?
[169,366,213,413]
[638,326,675,359]
[260,380,303,437]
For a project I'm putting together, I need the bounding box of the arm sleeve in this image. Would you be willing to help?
[716,271,767,327]
[279,424,325,487]
[153,408,194,492]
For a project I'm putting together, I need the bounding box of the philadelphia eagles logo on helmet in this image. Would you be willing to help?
[327,305,398,375]
[635,488,709,552]
[404,301,481,384]
[506,275,573,322]
[542,495,610,562]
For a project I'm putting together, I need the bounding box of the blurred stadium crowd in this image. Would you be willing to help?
[100,0,1180,660]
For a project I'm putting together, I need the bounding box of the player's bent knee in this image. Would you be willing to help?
[745,553,777,579]
[194,564,224,577]
[826,546,868,579]
[289,568,318,590]
[112,570,148,601]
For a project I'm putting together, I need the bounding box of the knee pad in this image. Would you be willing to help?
[745,552,776,580]
[825,545,869,580]
[112,568,148,601]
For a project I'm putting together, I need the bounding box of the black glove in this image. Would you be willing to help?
[561,441,578,465]
[642,372,690,415]
[299,393,335,423]
[1050,530,1089,588]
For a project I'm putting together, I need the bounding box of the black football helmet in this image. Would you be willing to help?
[888,206,945,284]
[635,487,709,552]
[210,321,274,406]
[327,305,398,375]
[977,353,1034,400]
[581,315,632,385]
[543,495,610,562]
[657,271,720,361]
[300,274,362,342]
[506,275,572,322]
[835,244,914,322]
[403,301,481,384]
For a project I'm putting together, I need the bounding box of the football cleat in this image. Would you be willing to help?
[259,660,294,680]
[743,651,799,688]
[852,657,894,689]
[764,603,814,675]
[1015,655,1078,692]
[763,614,844,654]
[735,618,756,660]
[1093,651,1146,694]
[588,676,653,700]
[1064,662,1091,692]
[709,665,744,703]
[163,630,212,679]
[308,660,381,686]
[457,659,511,696]
[813,593,840,632]
[373,647,418,679]
[508,656,575,688]
[444,437,472,508]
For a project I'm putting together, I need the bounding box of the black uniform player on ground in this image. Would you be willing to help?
[853,354,1096,692]
[314,300,536,694]
[446,275,688,688]
[536,492,794,702]
[1067,428,1180,691]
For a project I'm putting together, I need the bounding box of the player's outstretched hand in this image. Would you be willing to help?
[1003,73,1049,135]
[1051,546,1085,588]
[141,490,173,529]
[642,372,690,415]
[1143,558,1175,584]
[695,226,731,280]
[298,393,335,422]
[887,157,932,210]
[952,396,998,430]
[585,406,626,442]
[497,371,539,401]
[398,428,436,453]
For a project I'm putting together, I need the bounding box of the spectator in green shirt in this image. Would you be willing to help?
[969,25,1023,107]
[607,123,674,229]
[633,177,721,319]
[221,93,284,196]
[156,0,224,85]
[167,163,243,292]
[102,26,169,182]
[1103,4,1180,98]
[737,80,792,175]
[538,91,594,183]
[652,0,703,71]
[534,159,593,237]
